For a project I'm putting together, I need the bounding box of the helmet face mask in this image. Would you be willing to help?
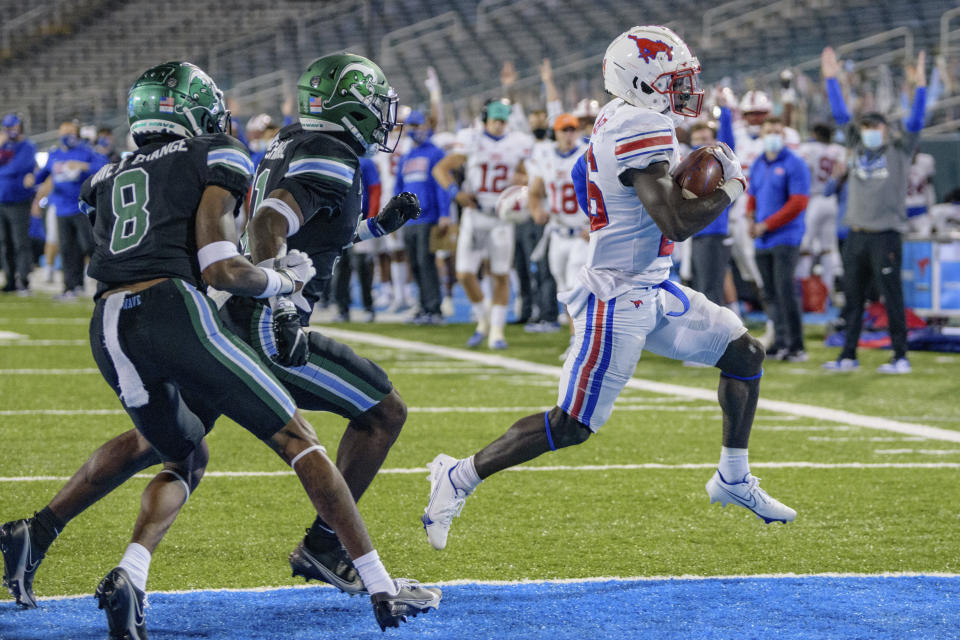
[297,53,401,155]
[602,25,704,119]
[128,62,228,145]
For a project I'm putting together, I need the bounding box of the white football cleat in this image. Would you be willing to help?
[706,470,796,524]
[422,454,473,550]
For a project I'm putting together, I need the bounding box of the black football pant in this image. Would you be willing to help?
[756,244,804,353]
[403,222,442,315]
[57,213,93,292]
[0,200,32,289]
[840,230,907,360]
[690,234,731,307]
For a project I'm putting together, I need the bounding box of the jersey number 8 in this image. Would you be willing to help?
[110,169,151,254]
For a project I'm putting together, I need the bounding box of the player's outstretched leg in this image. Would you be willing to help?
[2,430,158,607]
[271,412,441,630]
[708,332,796,523]
[291,391,406,594]
[423,407,590,549]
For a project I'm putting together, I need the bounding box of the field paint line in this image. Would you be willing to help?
[0,317,89,324]
[0,368,100,374]
[19,571,960,603]
[0,405,714,417]
[5,461,960,483]
[0,330,26,339]
[760,425,857,431]
[875,449,960,455]
[807,436,928,442]
[0,339,86,346]
[321,328,960,444]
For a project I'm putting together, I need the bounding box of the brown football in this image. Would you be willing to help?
[672,146,724,199]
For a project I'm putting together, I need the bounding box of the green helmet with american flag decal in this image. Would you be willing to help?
[128,62,229,145]
[296,53,400,156]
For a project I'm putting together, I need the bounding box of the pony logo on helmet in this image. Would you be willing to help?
[627,36,673,63]
[127,62,228,145]
[297,53,400,156]
[603,25,703,118]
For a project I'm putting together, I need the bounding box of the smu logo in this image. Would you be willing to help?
[628,36,673,63]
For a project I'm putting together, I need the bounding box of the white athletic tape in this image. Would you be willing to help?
[258,198,300,237]
[290,444,327,470]
[197,241,240,272]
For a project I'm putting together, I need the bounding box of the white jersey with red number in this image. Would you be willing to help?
[456,128,532,213]
[906,152,936,212]
[578,98,680,298]
[373,135,412,210]
[531,140,588,228]
[798,141,845,197]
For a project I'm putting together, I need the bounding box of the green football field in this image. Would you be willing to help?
[1,293,958,604]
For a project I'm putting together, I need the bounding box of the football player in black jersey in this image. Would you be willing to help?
[0,61,437,637]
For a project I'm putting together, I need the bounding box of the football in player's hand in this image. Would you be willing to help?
[672,146,724,199]
[496,185,530,224]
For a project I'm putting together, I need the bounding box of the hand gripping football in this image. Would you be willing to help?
[672,146,724,199]
[495,185,530,224]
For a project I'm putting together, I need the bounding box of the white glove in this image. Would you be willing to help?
[711,142,746,202]
[257,250,316,312]
[275,249,315,313]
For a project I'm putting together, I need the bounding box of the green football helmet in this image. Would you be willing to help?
[127,61,229,144]
[296,53,400,156]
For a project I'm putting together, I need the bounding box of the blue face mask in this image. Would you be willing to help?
[60,134,79,148]
[860,128,883,149]
[408,128,432,144]
[763,133,783,154]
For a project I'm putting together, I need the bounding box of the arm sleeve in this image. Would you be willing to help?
[571,153,588,214]
[366,183,382,219]
[78,176,96,223]
[746,194,756,216]
[904,86,926,133]
[205,134,255,197]
[717,107,735,148]
[394,157,406,195]
[0,141,36,177]
[763,194,808,232]
[33,155,51,184]
[277,136,359,224]
[825,77,851,126]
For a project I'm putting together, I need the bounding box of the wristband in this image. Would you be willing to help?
[355,217,384,242]
[256,267,290,298]
[720,178,745,203]
[257,197,300,237]
[197,241,240,271]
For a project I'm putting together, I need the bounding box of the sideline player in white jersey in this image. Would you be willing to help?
[796,123,846,296]
[421,26,796,552]
[433,99,532,349]
[527,112,589,358]
[905,151,936,234]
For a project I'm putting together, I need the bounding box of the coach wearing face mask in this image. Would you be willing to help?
[27,120,106,299]
[820,47,926,375]
[747,116,811,363]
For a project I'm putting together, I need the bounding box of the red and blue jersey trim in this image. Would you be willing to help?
[560,295,617,426]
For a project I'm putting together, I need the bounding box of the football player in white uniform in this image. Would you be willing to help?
[797,123,846,296]
[421,26,796,552]
[369,127,414,312]
[528,112,589,357]
[905,151,936,234]
[432,100,532,349]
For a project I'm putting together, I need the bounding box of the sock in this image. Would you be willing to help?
[718,447,750,483]
[353,549,398,596]
[305,516,339,552]
[390,263,406,303]
[450,455,482,493]
[29,507,65,553]
[117,543,151,592]
[473,300,491,335]
[489,304,507,341]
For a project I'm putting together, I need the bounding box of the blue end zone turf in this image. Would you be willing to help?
[1,576,957,639]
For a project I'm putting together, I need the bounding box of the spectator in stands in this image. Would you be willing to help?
[94,126,122,163]
[334,157,381,322]
[747,116,811,362]
[396,110,448,325]
[0,113,36,294]
[820,47,927,374]
[27,120,106,300]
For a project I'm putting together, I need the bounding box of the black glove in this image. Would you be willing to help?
[272,297,309,367]
[374,191,421,235]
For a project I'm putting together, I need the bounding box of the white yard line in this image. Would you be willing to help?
[22,571,960,602]
[0,339,86,346]
[0,317,89,324]
[4,461,959,483]
[321,328,960,444]
[0,368,99,374]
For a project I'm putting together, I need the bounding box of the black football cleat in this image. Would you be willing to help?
[95,567,148,640]
[371,579,442,631]
[289,538,366,595]
[1,519,43,608]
